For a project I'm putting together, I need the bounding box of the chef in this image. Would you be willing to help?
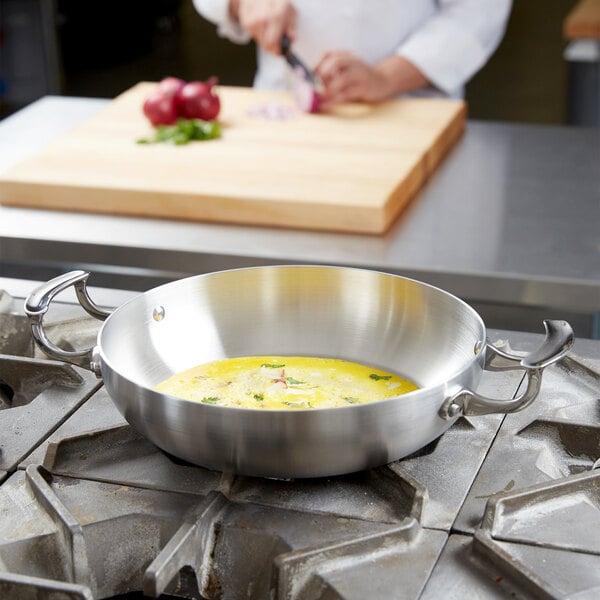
[192,0,513,105]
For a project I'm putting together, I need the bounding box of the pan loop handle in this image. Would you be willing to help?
[440,320,574,419]
[24,270,111,375]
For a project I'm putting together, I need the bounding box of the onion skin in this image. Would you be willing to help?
[176,78,221,121]
[296,87,321,114]
[156,76,186,98]
[305,89,322,114]
[142,90,179,126]
[142,76,221,126]
[292,67,322,114]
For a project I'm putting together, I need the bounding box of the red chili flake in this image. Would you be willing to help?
[272,368,288,387]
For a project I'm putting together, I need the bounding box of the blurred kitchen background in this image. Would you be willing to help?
[0,0,598,126]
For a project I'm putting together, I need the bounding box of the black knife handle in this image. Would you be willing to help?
[281,34,292,54]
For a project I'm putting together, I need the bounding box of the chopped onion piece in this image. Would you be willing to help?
[247,102,297,120]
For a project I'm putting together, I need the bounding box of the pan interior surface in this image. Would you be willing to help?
[99,266,486,396]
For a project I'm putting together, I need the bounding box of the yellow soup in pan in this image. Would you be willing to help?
[154,356,419,410]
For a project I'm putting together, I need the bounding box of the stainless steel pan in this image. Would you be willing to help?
[25,266,574,478]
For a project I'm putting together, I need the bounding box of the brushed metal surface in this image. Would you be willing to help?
[24,266,575,478]
[0,97,598,331]
[96,265,488,477]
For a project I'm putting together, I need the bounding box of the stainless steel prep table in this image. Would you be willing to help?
[0,96,599,337]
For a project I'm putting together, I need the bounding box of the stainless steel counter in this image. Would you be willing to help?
[0,96,599,337]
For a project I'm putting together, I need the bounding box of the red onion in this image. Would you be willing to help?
[176,77,221,121]
[156,76,186,98]
[142,90,179,126]
[292,67,321,114]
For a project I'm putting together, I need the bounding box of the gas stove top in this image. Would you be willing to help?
[0,281,599,600]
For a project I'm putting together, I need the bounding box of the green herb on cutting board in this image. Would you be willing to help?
[137,119,221,145]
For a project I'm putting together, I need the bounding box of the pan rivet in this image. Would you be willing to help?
[152,306,165,321]
[447,402,463,418]
[474,341,483,355]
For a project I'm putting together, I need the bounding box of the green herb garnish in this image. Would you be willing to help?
[201,396,219,404]
[285,376,305,385]
[344,397,359,404]
[369,374,392,381]
[137,119,221,145]
[253,393,264,401]
[261,363,286,368]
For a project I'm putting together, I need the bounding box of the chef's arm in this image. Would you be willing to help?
[317,0,512,105]
[375,56,430,97]
[193,0,296,54]
[396,0,513,96]
[192,0,250,44]
[230,0,296,54]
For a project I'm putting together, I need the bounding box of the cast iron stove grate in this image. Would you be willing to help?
[1,303,600,599]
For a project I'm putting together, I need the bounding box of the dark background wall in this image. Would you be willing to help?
[0,0,582,123]
[466,0,580,123]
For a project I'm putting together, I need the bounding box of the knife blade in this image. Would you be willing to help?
[280,35,318,86]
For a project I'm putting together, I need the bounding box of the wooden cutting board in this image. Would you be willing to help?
[0,83,466,234]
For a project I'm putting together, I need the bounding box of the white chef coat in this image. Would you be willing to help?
[192,0,512,97]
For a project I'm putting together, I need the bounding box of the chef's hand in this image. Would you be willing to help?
[229,0,297,55]
[316,51,429,106]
